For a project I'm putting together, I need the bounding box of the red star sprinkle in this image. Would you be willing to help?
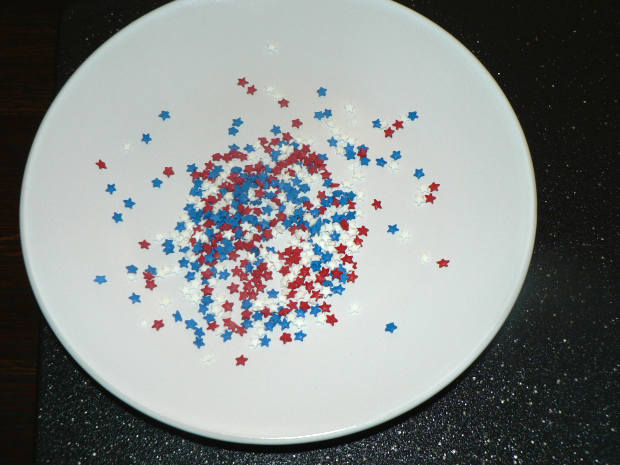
[437,258,450,268]
[152,320,164,331]
[393,120,404,129]
[291,118,303,128]
[237,77,248,87]
[207,321,219,331]
[325,314,338,326]
[138,240,151,249]
[235,355,248,366]
[95,159,107,169]
[425,193,436,204]
[280,332,292,344]
[163,166,175,177]
[429,182,440,192]
[384,127,395,138]
[247,85,257,95]
[145,280,157,290]
[222,300,234,311]
[335,244,347,254]
[357,225,369,236]
[372,199,382,210]
[278,98,289,108]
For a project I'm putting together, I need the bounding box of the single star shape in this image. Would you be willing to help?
[126,264,138,274]
[360,157,370,166]
[325,314,338,326]
[372,119,382,128]
[158,110,170,121]
[280,332,292,344]
[317,87,327,97]
[152,178,163,188]
[376,157,387,167]
[327,136,338,147]
[163,166,174,177]
[413,168,425,179]
[387,224,399,234]
[393,120,404,129]
[123,198,135,209]
[95,159,107,169]
[237,77,248,87]
[295,331,307,341]
[408,111,419,121]
[112,212,123,223]
[235,355,248,366]
[372,199,382,210]
[228,127,239,136]
[385,322,397,333]
[145,280,157,291]
[129,293,141,304]
[152,320,164,330]
[247,85,257,95]
[425,193,436,204]
[323,108,332,118]
[93,275,107,285]
[194,337,205,348]
[271,125,281,135]
[429,182,440,192]
[391,150,402,160]
[291,118,303,128]
[138,240,151,249]
[260,335,271,347]
[105,184,116,194]
[357,225,369,236]
[384,127,395,138]
[314,111,324,120]
[141,133,152,144]
[232,117,244,127]
[221,330,233,342]
[278,98,289,108]
[437,258,450,268]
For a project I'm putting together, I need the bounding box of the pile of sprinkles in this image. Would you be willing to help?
[93,77,451,366]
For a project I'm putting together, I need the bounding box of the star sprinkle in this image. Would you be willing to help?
[425,193,436,204]
[408,111,419,121]
[93,275,107,285]
[141,133,152,144]
[138,240,151,249]
[372,119,382,128]
[385,322,397,333]
[235,354,248,366]
[232,117,244,127]
[247,85,257,95]
[414,168,425,179]
[152,178,163,188]
[294,330,307,341]
[384,127,394,138]
[291,118,303,128]
[387,224,399,234]
[429,182,440,192]
[105,184,116,195]
[325,314,338,326]
[278,98,289,108]
[393,120,404,130]
[437,258,450,268]
[158,110,170,121]
[126,265,138,274]
[375,157,387,167]
[95,159,107,169]
[129,293,141,304]
[112,212,123,223]
[390,150,402,160]
[123,198,136,209]
[152,320,164,330]
[163,167,174,177]
[260,335,271,347]
[372,199,382,210]
[317,87,327,97]
[237,77,248,87]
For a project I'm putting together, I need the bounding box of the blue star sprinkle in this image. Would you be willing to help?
[228,127,239,136]
[123,198,136,209]
[414,168,425,179]
[141,133,152,144]
[126,264,138,274]
[158,110,170,120]
[314,111,324,120]
[360,157,370,166]
[105,184,116,195]
[385,322,397,333]
[317,87,327,97]
[186,163,197,172]
[221,330,233,342]
[232,117,244,127]
[271,125,281,135]
[372,119,382,128]
[391,150,402,160]
[387,224,399,234]
[408,111,419,121]
[376,157,387,167]
[244,144,255,152]
[327,136,338,147]
[128,293,141,304]
[260,335,271,347]
[295,330,307,341]
[323,108,332,118]
[152,178,163,188]
[194,337,205,348]
[93,275,107,285]
[172,310,183,322]
[112,212,123,223]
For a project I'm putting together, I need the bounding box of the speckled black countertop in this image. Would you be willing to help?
[36,1,618,463]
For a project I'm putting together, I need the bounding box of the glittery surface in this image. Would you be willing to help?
[35,1,618,463]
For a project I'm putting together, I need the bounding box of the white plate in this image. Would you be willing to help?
[21,0,536,444]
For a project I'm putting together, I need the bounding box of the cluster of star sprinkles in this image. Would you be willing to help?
[93,76,451,366]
